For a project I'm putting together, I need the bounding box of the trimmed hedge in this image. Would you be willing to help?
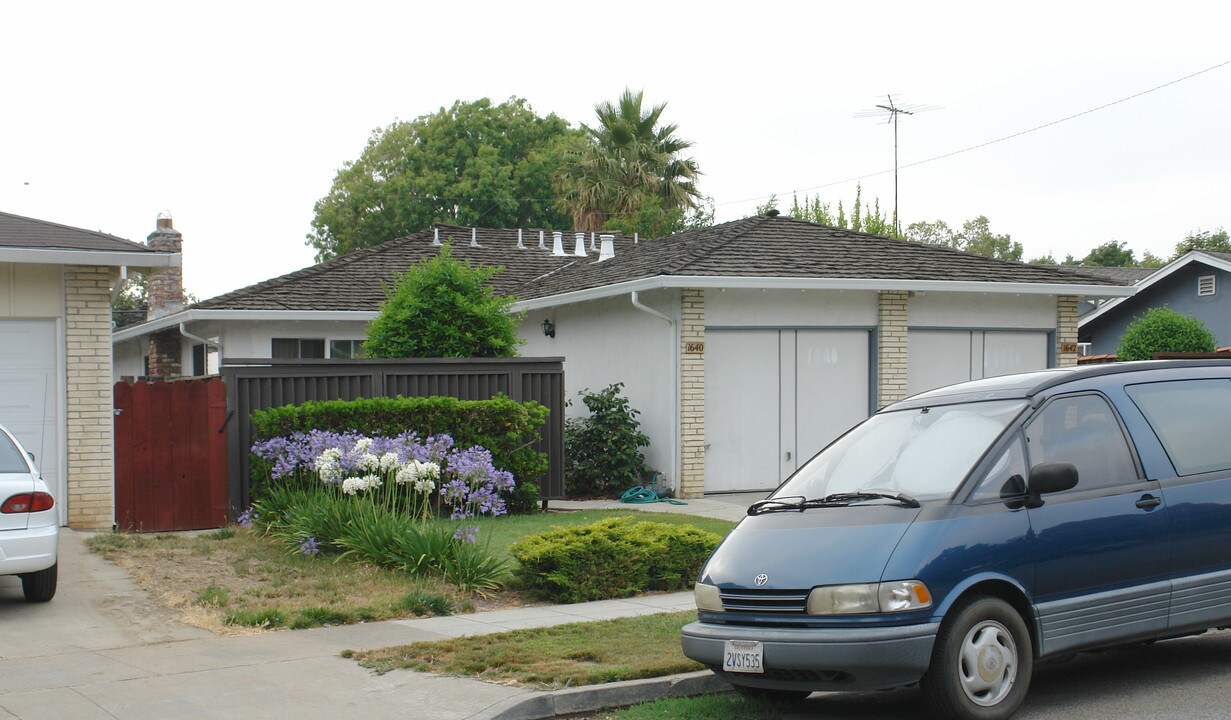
[250,395,548,513]
[509,517,722,603]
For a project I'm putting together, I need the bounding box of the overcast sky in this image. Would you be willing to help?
[3,1,1228,299]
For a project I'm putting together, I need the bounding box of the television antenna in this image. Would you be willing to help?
[855,95,939,234]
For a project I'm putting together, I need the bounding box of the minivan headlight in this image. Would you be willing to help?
[694,582,723,612]
[806,580,932,615]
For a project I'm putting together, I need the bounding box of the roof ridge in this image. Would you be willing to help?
[660,215,772,275]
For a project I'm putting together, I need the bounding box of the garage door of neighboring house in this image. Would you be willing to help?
[908,329,1051,396]
[705,329,871,493]
[0,320,61,521]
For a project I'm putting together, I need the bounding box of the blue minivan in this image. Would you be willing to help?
[682,359,1231,720]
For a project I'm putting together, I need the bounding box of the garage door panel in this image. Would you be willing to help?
[984,332,1049,378]
[705,331,780,493]
[0,320,60,512]
[909,329,1050,395]
[795,330,869,466]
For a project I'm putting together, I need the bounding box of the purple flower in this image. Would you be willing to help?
[453,525,479,544]
[237,507,258,528]
[300,536,320,555]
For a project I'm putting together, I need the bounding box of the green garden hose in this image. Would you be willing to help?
[620,486,687,505]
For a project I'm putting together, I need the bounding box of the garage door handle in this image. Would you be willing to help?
[1135,495,1162,510]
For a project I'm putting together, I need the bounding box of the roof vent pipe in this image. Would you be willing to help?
[590,232,597,251]
[433,228,441,246]
[471,228,479,247]
[574,232,587,257]
[552,231,565,256]
[634,232,639,244]
[517,228,525,249]
[598,234,615,262]
[538,230,546,250]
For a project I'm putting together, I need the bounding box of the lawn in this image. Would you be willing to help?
[86,510,734,635]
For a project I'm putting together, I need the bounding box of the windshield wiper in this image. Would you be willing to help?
[804,491,920,509]
[746,495,806,516]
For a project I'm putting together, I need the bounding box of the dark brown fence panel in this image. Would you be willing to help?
[222,358,565,518]
[114,377,229,532]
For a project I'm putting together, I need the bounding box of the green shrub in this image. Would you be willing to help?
[364,243,523,359]
[224,608,286,628]
[564,384,651,496]
[509,517,721,603]
[250,394,547,512]
[1116,306,1216,361]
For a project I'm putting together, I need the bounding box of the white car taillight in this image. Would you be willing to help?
[1,492,54,513]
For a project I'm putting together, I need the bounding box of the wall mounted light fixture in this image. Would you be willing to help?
[541,319,555,338]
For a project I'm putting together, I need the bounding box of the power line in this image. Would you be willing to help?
[719,59,1231,208]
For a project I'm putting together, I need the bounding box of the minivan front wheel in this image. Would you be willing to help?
[922,596,1032,720]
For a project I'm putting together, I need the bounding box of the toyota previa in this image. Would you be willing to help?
[682,360,1231,720]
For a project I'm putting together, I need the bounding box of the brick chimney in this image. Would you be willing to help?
[145,215,184,377]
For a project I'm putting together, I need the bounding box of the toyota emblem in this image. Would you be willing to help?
[754,573,769,587]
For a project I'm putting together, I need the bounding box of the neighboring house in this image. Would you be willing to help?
[0,211,179,529]
[1079,250,1231,355]
[113,215,1131,497]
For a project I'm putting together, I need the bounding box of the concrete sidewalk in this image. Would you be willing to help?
[0,496,759,720]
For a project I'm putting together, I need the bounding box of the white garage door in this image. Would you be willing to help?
[706,329,871,493]
[0,320,61,515]
[908,330,1050,396]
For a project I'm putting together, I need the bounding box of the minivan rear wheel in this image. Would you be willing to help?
[20,562,57,602]
[922,595,1032,720]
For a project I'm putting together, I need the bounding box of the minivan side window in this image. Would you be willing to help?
[969,436,1027,504]
[1126,379,1231,476]
[1024,395,1138,492]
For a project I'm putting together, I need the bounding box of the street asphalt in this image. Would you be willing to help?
[0,495,757,720]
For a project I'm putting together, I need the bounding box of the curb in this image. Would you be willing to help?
[476,670,732,720]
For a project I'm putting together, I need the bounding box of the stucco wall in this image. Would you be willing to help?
[0,263,63,317]
[1083,263,1231,355]
[706,289,878,326]
[519,289,678,485]
[909,292,1057,328]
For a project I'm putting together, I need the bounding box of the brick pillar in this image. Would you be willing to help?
[1056,295,1079,368]
[878,291,910,408]
[146,216,184,377]
[65,267,115,530]
[678,289,706,499]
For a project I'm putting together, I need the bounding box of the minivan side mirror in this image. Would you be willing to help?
[1025,462,1079,508]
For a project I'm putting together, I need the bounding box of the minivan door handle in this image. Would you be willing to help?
[1135,494,1162,510]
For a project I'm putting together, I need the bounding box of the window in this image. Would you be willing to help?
[1126,379,1231,476]
[0,432,28,473]
[969,437,1028,504]
[1198,275,1216,297]
[271,338,325,359]
[1024,395,1137,491]
[329,339,365,359]
[192,344,206,376]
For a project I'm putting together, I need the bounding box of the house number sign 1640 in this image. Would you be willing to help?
[685,342,705,354]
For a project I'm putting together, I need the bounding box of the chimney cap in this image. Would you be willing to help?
[156,214,174,229]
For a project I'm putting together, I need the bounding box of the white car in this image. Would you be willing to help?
[0,424,58,602]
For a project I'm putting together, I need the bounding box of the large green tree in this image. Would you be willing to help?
[1081,240,1136,267]
[789,185,896,236]
[364,245,523,359]
[309,98,579,261]
[1173,228,1231,258]
[555,89,703,236]
[905,215,1023,261]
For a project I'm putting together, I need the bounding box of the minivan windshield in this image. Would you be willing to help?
[771,399,1027,504]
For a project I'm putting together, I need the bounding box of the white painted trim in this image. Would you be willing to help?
[1078,251,1231,327]
[514,275,1135,312]
[0,247,179,270]
[112,309,379,342]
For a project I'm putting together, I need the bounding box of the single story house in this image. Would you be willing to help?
[1080,250,1231,355]
[0,211,179,528]
[114,215,1131,497]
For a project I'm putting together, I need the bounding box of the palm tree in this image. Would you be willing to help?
[556,89,702,233]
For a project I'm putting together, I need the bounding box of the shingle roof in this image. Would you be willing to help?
[1037,264,1157,285]
[0,210,159,253]
[193,216,1124,312]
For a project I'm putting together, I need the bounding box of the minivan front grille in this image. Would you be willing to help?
[720,588,809,613]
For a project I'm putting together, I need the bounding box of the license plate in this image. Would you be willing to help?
[723,640,764,674]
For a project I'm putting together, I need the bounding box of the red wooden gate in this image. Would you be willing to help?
[114,377,229,532]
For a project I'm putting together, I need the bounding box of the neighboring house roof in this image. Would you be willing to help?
[115,216,1133,341]
[0,210,179,269]
[1078,250,1231,328]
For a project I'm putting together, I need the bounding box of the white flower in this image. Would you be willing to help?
[341,477,363,495]
[394,466,414,485]
[379,452,400,471]
[354,437,373,453]
[361,474,382,490]
[359,453,380,472]
[419,461,441,480]
[413,477,436,494]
